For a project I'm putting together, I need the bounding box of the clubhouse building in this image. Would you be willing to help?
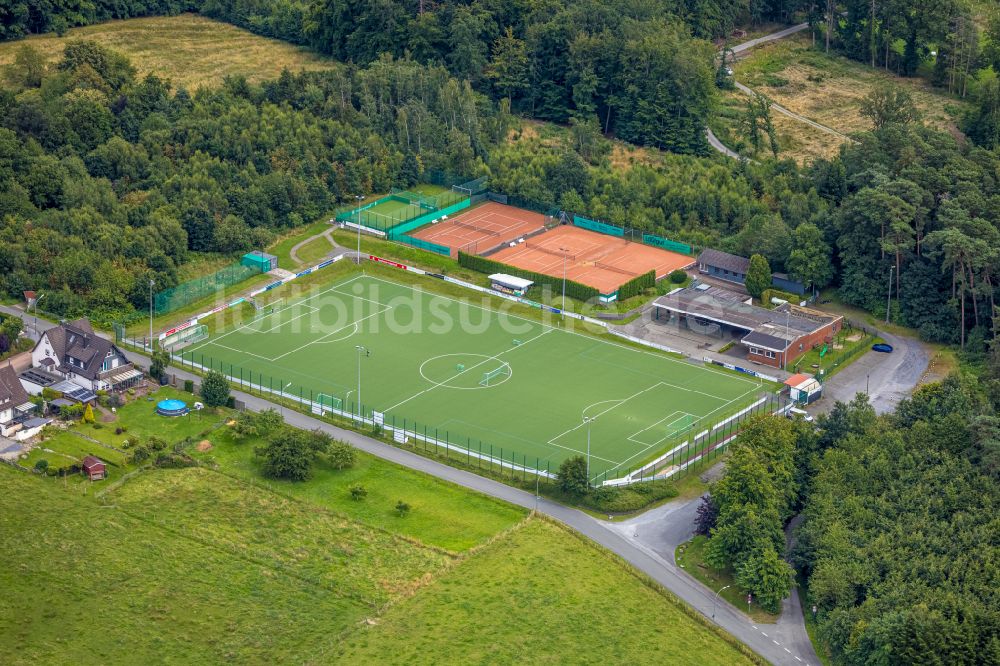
[653,284,843,369]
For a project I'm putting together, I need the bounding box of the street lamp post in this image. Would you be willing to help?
[885,265,894,324]
[33,293,45,339]
[559,247,570,311]
[355,194,365,265]
[583,415,595,481]
[149,278,155,350]
[713,584,732,618]
[355,345,370,422]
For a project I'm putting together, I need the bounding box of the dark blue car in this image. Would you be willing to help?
[872,343,893,353]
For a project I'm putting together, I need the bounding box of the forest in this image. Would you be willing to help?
[1,34,998,350]
[702,343,1000,663]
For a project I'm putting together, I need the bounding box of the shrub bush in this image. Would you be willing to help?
[350,484,367,501]
[33,459,49,473]
[184,379,194,393]
[395,500,411,517]
[328,440,356,469]
[669,269,688,284]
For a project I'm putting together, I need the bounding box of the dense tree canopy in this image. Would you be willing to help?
[796,374,1000,665]
[0,43,492,324]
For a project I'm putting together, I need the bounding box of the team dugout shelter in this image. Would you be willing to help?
[653,284,843,368]
[489,274,533,297]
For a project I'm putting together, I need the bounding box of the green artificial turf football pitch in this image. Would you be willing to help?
[179,274,765,480]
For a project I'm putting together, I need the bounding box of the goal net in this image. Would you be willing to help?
[479,366,510,386]
[162,324,208,351]
[316,393,343,412]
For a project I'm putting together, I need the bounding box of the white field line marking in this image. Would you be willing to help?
[362,274,764,390]
[382,328,552,413]
[608,380,762,474]
[199,341,276,362]
[269,306,391,361]
[785,648,792,653]
[761,632,768,637]
[626,411,696,447]
[773,640,780,645]
[186,274,370,353]
[795,657,802,662]
[545,383,669,447]
[313,322,359,344]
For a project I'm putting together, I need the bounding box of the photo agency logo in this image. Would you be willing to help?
[204,276,590,338]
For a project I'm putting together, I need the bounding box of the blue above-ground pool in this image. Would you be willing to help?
[156,398,189,417]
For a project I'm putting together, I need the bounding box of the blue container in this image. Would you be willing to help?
[156,399,189,417]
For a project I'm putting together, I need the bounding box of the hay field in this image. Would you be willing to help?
[0,14,335,90]
[735,34,970,140]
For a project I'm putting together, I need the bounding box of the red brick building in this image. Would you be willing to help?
[653,285,843,369]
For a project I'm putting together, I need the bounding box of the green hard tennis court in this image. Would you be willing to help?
[179,274,765,480]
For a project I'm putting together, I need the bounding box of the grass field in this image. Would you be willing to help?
[0,14,335,90]
[734,34,970,142]
[178,272,765,480]
[337,519,760,665]
[0,465,759,664]
[0,467,379,664]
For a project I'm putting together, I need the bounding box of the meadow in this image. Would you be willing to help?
[0,14,335,90]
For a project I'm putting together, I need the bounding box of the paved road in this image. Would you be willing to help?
[731,23,810,54]
[705,127,745,160]
[607,495,821,666]
[707,20,853,160]
[733,81,853,142]
[814,328,929,415]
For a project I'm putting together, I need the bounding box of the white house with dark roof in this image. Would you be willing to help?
[0,363,40,439]
[30,318,141,393]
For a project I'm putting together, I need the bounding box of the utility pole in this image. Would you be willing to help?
[885,265,894,324]
[355,194,365,265]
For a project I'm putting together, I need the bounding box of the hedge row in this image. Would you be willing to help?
[761,288,801,308]
[458,252,600,301]
[616,270,656,301]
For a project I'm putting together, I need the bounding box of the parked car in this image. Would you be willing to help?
[787,407,815,422]
[872,343,893,353]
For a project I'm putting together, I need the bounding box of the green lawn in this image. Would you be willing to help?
[74,386,224,449]
[113,468,448,605]
[675,535,779,624]
[197,426,527,553]
[268,217,333,269]
[0,467,370,664]
[178,273,766,481]
[337,518,762,665]
[22,430,129,480]
[296,234,335,264]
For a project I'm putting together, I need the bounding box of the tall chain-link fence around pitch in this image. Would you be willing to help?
[154,262,262,315]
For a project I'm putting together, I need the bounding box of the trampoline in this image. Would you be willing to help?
[156,398,189,417]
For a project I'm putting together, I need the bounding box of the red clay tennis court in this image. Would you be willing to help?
[409,201,546,257]
[489,225,696,295]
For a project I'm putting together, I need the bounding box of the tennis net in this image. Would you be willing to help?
[452,219,502,237]
[526,242,577,260]
[595,261,637,277]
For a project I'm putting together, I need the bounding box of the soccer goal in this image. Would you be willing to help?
[316,393,343,412]
[254,297,284,318]
[479,365,510,387]
[162,324,208,350]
